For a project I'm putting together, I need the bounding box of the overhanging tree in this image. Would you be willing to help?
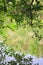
[0,0,43,40]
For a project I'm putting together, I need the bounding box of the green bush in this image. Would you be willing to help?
[0,42,39,65]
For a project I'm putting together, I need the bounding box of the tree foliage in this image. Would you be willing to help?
[0,42,39,65]
[0,0,43,63]
[0,0,43,40]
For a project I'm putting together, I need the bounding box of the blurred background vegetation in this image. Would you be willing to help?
[0,0,43,57]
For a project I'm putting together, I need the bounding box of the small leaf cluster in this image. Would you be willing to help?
[0,42,39,65]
